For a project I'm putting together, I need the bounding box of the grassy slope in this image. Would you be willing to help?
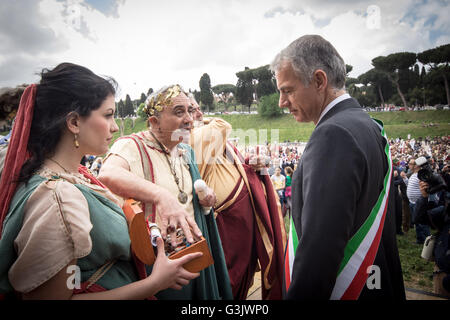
[396,230,435,291]
[218,110,450,142]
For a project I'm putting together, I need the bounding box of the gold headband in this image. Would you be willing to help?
[144,84,186,117]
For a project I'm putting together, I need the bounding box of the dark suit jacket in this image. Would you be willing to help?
[286,98,405,300]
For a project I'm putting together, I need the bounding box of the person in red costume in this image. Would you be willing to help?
[189,95,286,299]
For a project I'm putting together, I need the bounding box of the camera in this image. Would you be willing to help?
[416,156,447,194]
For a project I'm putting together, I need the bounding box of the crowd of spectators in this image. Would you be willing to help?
[390,136,449,173]
[389,136,449,237]
[238,142,304,217]
[238,137,450,236]
[389,135,449,297]
[242,142,304,172]
[80,155,103,176]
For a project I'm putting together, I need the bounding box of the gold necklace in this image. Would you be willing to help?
[48,158,71,174]
[149,131,188,204]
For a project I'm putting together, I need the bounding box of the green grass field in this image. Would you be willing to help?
[396,229,435,291]
[218,110,450,142]
[113,110,450,145]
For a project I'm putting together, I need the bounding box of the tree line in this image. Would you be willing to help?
[349,43,449,110]
[116,43,449,119]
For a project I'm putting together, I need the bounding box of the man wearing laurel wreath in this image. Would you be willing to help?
[99,85,232,300]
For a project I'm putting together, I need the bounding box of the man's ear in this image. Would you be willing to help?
[66,111,81,134]
[313,69,328,91]
[148,115,159,129]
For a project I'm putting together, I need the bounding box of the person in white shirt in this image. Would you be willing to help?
[406,158,431,244]
[271,167,285,199]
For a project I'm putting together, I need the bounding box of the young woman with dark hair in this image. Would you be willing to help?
[0,63,200,300]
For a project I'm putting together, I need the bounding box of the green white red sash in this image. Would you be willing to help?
[284,118,392,300]
[284,214,298,290]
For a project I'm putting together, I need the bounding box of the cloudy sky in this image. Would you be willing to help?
[1,0,449,100]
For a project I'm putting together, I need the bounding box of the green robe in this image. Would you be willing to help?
[0,174,138,296]
[153,143,233,300]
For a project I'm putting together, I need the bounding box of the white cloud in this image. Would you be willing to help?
[0,0,448,100]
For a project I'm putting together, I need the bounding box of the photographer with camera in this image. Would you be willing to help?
[414,155,449,296]
[414,171,449,297]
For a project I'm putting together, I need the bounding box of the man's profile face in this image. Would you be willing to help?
[157,92,194,143]
[275,62,320,124]
[190,98,203,121]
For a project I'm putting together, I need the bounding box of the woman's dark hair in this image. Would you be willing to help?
[18,62,117,182]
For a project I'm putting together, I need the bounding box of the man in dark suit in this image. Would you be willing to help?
[270,35,405,300]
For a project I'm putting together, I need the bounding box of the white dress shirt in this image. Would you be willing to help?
[317,93,351,125]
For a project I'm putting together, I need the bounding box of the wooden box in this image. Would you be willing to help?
[123,199,213,273]
[168,236,214,273]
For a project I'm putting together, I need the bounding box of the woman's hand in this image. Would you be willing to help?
[23,238,202,300]
[147,237,202,292]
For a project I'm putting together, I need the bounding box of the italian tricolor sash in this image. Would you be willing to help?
[284,118,392,300]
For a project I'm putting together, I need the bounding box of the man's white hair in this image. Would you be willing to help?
[270,34,346,90]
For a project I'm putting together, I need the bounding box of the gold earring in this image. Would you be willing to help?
[74,134,80,148]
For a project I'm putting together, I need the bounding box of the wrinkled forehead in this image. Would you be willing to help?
[169,92,190,108]
[189,97,200,108]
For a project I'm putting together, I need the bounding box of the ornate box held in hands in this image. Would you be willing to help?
[122,199,214,273]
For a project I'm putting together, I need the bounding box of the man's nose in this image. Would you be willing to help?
[185,111,193,123]
[279,93,289,108]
